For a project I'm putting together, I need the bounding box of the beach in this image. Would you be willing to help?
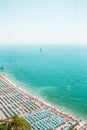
[0,73,87,130]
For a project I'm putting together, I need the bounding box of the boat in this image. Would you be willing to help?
[40,48,42,52]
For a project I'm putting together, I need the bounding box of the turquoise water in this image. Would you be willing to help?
[0,45,87,120]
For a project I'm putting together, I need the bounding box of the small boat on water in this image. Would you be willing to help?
[40,48,42,52]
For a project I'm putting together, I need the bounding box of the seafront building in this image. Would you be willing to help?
[0,74,86,130]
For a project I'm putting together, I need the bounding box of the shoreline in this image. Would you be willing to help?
[1,72,85,121]
[0,73,82,122]
[0,72,87,130]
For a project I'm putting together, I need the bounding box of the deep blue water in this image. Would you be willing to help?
[0,45,87,120]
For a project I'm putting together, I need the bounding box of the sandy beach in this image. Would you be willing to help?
[0,73,87,130]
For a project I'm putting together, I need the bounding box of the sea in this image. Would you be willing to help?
[0,44,87,120]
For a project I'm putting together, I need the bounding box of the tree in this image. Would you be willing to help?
[12,115,31,130]
[0,122,8,130]
[0,115,31,130]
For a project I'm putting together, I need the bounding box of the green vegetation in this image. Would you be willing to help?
[47,128,53,130]
[0,115,79,130]
[0,115,31,130]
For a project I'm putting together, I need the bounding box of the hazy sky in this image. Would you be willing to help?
[0,0,87,45]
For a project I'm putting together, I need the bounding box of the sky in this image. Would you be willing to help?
[0,0,87,45]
